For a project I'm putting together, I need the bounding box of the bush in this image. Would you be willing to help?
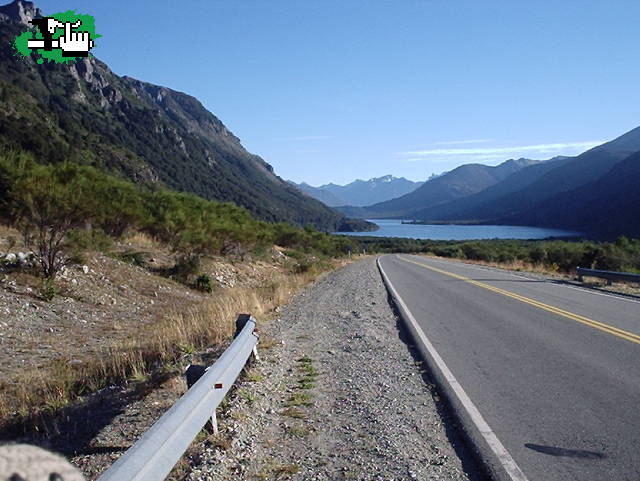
[195,274,214,293]
[115,249,150,267]
[292,260,313,274]
[67,229,113,263]
[172,254,201,282]
[6,161,99,278]
[39,278,60,302]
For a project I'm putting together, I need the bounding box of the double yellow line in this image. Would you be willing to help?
[399,256,640,346]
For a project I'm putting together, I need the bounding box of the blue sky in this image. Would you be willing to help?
[38,0,640,185]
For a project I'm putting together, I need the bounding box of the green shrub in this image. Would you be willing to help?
[115,249,150,267]
[172,255,201,282]
[7,161,99,278]
[292,260,313,274]
[67,229,113,262]
[39,278,60,302]
[195,274,214,293]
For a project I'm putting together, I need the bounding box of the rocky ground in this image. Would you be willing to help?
[182,258,483,481]
[0,227,288,381]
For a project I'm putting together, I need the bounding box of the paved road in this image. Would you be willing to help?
[379,254,640,481]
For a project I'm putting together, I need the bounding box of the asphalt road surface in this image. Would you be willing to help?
[378,254,640,481]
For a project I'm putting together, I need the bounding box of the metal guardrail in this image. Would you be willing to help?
[97,314,259,481]
[576,267,640,285]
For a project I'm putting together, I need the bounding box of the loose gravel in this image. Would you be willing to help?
[185,257,483,481]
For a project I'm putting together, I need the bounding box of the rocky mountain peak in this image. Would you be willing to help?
[0,0,41,25]
[372,175,394,183]
[501,158,533,166]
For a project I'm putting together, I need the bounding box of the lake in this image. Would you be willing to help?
[336,219,582,240]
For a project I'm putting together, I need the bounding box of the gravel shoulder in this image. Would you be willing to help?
[186,257,483,481]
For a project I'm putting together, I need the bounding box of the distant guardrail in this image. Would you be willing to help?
[576,267,640,285]
[97,314,259,481]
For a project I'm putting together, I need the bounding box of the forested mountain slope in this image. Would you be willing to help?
[0,1,370,232]
[501,151,640,238]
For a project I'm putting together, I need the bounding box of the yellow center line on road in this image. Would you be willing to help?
[398,256,640,345]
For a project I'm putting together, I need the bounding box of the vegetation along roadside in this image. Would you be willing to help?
[0,151,360,435]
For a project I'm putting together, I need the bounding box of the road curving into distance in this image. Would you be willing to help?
[378,254,640,481]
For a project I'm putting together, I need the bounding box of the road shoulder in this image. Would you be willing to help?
[185,257,480,481]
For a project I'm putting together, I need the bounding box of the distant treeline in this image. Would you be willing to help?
[358,237,640,273]
[0,152,360,279]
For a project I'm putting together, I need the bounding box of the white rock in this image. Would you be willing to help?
[82,265,90,274]
[4,253,16,263]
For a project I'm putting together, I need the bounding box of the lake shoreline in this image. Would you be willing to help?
[335,219,583,241]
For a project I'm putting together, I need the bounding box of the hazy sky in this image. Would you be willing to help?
[38,0,640,185]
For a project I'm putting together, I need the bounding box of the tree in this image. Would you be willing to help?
[9,162,97,278]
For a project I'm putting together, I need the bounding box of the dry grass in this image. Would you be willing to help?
[0,224,25,252]
[245,367,264,383]
[286,424,309,438]
[286,392,313,407]
[0,261,335,433]
[256,461,300,480]
[259,335,277,349]
[281,407,307,419]
[121,232,159,250]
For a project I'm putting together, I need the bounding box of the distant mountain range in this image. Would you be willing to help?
[0,1,372,232]
[337,158,539,218]
[336,127,640,238]
[290,175,423,207]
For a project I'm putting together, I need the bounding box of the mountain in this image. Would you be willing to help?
[0,1,372,232]
[416,128,640,225]
[336,158,539,218]
[289,182,346,207]
[412,155,574,222]
[292,175,423,207]
[499,151,640,237]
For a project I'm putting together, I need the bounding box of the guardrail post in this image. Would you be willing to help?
[237,313,260,361]
[211,411,218,435]
[185,364,208,389]
[235,313,253,337]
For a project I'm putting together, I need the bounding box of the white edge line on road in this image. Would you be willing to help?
[556,283,640,304]
[377,255,530,481]
[415,255,640,305]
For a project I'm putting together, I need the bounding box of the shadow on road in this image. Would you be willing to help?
[525,443,607,460]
